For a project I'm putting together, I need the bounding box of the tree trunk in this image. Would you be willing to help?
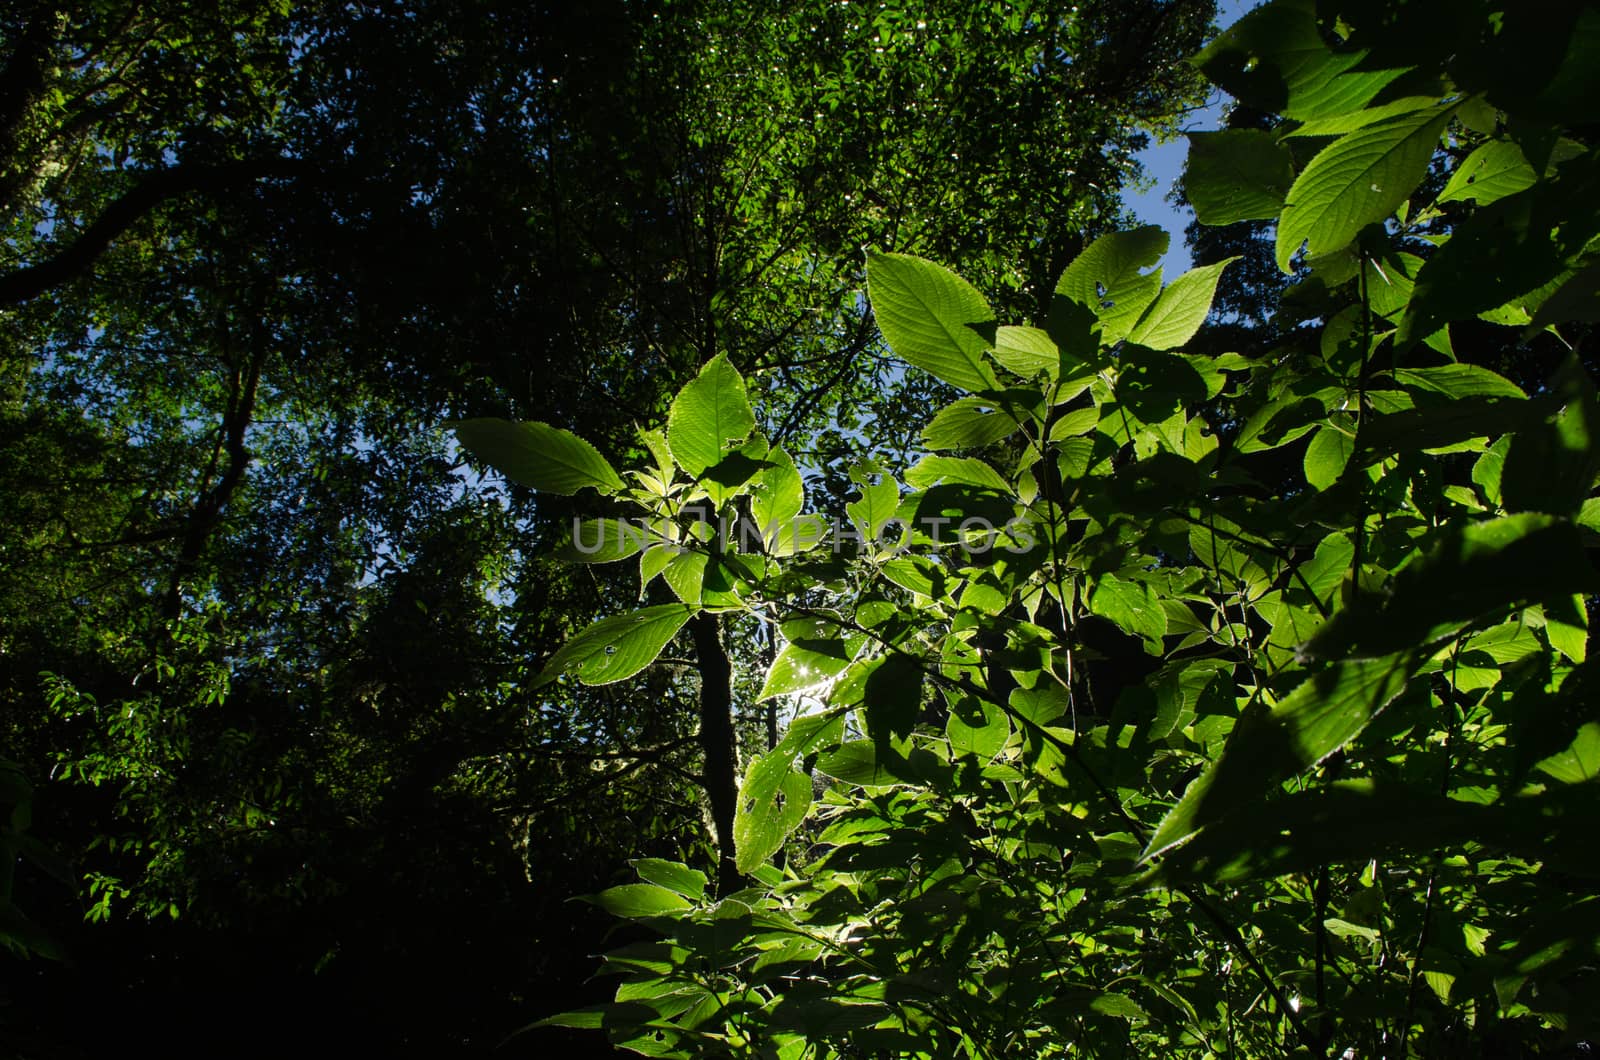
[690,611,741,897]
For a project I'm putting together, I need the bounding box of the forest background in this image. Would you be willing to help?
[3,0,1597,1057]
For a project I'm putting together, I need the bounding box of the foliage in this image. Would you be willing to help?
[2,2,1218,1054]
[521,1,1600,1055]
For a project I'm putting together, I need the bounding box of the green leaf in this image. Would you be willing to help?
[847,470,902,543]
[661,550,708,605]
[1049,406,1100,440]
[1303,425,1354,491]
[863,653,924,743]
[1089,574,1167,654]
[668,354,756,478]
[454,418,623,495]
[814,740,912,786]
[1392,364,1526,400]
[992,325,1063,378]
[734,712,842,873]
[1275,105,1456,272]
[1055,227,1168,345]
[1194,0,1407,120]
[557,518,653,563]
[1125,258,1237,351]
[589,883,692,919]
[866,252,999,393]
[758,638,857,700]
[903,455,1010,494]
[750,447,804,541]
[946,694,1009,759]
[1300,514,1600,662]
[535,604,695,687]
[630,859,707,901]
[1502,359,1600,514]
[1438,140,1538,206]
[1147,779,1503,885]
[921,396,1025,450]
[1185,130,1295,225]
[1535,722,1600,784]
[1143,653,1417,860]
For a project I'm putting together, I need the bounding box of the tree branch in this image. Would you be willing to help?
[0,157,298,306]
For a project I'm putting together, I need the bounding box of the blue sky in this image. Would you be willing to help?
[1124,0,1255,274]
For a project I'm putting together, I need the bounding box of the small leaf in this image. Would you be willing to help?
[867,252,999,393]
[1126,258,1238,351]
[630,859,707,900]
[536,604,695,687]
[668,354,756,478]
[903,455,1010,494]
[1438,140,1538,206]
[454,418,623,495]
[1303,425,1354,491]
[590,883,693,919]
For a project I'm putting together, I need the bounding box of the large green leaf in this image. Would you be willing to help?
[921,395,1026,450]
[667,353,756,478]
[535,604,695,687]
[758,637,858,700]
[1438,139,1539,206]
[1143,652,1417,860]
[734,711,842,873]
[454,418,623,495]
[903,455,1010,494]
[846,468,902,542]
[1089,574,1167,654]
[1185,131,1295,225]
[1275,104,1455,272]
[749,446,804,539]
[1054,227,1168,346]
[1194,0,1407,120]
[1300,513,1600,661]
[589,883,693,919]
[557,518,654,563]
[992,325,1064,378]
[1125,258,1238,351]
[1146,780,1506,885]
[866,252,999,393]
[629,859,708,901]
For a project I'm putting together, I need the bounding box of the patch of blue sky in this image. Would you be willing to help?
[1124,0,1255,275]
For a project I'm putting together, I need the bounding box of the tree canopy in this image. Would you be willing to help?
[1,1,1220,1055]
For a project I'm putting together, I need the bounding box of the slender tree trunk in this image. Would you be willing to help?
[162,313,265,621]
[690,611,741,897]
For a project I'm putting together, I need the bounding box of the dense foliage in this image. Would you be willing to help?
[0,1,1215,1055]
[459,1,1600,1056]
